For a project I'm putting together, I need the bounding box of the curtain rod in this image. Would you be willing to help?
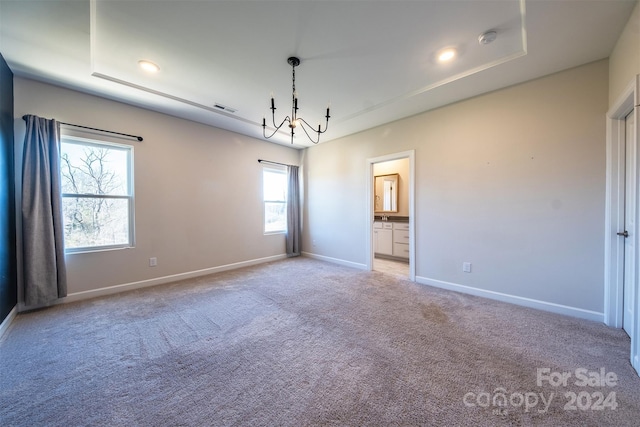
[22,115,143,142]
[258,159,297,167]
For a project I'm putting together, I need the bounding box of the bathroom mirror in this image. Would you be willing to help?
[374,174,398,213]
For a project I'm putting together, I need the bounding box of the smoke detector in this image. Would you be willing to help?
[478,30,498,45]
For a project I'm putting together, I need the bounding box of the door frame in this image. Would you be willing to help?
[366,150,415,281]
[605,75,639,374]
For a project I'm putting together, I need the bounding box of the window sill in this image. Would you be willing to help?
[65,245,134,255]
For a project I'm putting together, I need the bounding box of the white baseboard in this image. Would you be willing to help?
[302,251,367,270]
[416,276,604,323]
[0,306,17,341]
[16,253,604,325]
[63,254,288,303]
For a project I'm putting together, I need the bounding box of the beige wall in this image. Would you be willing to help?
[373,158,409,217]
[303,60,608,319]
[609,1,639,106]
[14,77,300,296]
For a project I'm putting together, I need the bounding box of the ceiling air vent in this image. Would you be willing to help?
[213,103,237,113]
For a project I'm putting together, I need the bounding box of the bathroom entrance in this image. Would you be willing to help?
[367,150,415,281]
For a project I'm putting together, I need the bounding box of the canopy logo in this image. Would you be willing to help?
[463,367,619,417]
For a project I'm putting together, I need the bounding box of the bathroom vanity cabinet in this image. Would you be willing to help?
[374,221,409,260]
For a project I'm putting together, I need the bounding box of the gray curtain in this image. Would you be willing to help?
[286,165,301,257]
[21,115,67,307]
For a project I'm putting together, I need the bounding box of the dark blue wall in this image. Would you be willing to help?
[0,52,17,323]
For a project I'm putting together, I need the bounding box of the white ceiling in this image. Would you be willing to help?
[0,0,636,148]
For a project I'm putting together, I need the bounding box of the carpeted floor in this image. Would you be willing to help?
[1,257,640,426]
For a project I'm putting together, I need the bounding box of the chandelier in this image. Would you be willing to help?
[262,57,330,144]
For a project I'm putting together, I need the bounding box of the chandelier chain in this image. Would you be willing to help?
[292,64,296,122]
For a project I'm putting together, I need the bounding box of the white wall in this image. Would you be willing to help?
[609,0,639,107]
[14,77,300,298]
[303,60,608,321]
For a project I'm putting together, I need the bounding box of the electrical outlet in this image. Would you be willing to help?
[149,257,157,267]
[463,262,472,273]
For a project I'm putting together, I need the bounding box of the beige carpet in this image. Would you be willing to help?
[1,257,639,426]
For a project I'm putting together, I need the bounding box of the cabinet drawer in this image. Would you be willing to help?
[383,223,393,229]
[373,222,383,229]
[394,233,409,244]
[393,242,410,258]
[393,223,409,231]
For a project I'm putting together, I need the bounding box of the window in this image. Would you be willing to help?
[263,168,287,233]
[60,136,134,252]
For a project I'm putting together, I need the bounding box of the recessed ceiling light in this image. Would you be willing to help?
[437,48,457,62]
[138,60,160,73]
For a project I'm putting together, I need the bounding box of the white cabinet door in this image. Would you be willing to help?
[375,229,393,255]
[373,230,379,253]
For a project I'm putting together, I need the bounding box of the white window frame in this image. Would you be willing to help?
[263,166,287,234]
[60,135,135,253]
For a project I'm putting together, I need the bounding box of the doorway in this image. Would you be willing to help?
[366,150,415,281]
[605,75,639,375]
[624,110,637,335]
